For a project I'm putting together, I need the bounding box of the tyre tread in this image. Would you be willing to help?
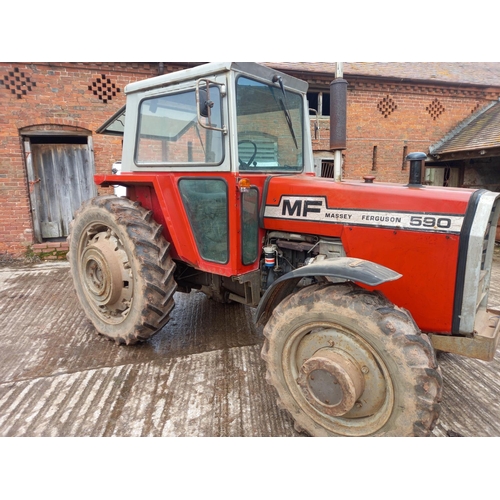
[68,195,177,345]
[262,282,442,436]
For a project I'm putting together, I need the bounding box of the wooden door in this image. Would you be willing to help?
[28,142,96,240]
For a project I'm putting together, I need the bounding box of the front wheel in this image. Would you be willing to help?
[68,196,177,345]
[261,283,442,436]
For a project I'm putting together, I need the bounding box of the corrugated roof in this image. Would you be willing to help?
[431,102,500,155]
[265,62,500,87]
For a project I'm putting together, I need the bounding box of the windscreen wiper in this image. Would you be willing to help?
[272,75,298,149]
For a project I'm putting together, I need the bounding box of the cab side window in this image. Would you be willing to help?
[136,87,223,166]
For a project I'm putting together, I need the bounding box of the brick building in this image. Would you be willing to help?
[1,61,500,258]
[271,62,500,186]
[0,62,193,258]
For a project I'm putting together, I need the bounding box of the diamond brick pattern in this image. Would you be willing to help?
[377,94,397,117]
[471,102,481,114]
[426,98,445,120]
[1,67,37,99]
[88,74,121,103]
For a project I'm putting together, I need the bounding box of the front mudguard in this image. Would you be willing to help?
[255,257,402,327]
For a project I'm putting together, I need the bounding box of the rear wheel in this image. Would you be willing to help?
[262,283,442,436]
[68,195,176,344]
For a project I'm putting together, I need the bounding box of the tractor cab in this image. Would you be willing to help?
[100,62,313,175]
[96,62,315,281]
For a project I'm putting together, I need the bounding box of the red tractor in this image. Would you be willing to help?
[68,62,500,436]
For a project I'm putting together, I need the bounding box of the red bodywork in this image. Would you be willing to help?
[95,171,475,335]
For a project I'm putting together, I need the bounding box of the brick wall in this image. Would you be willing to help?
[0,62,186,258]
[309,79,498,183]
[1,62,499,259]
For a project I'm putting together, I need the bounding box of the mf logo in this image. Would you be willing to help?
[265,195,464,234]
[282,198,323,217]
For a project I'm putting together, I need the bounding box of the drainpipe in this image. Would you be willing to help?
[330,62,347,182]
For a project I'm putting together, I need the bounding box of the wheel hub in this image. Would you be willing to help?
[82,232,125,308]
[297,348,365,416]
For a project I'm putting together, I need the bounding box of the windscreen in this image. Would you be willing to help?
[236,76,304,172]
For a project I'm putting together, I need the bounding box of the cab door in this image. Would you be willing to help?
[177,176,230,265]
[176,173,263,276]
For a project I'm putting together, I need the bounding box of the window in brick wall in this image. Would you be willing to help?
[372,146,378,171]
[314,157,345,178]
[402,145,408,170]
[308,91,330,117]
[321,159,335,178]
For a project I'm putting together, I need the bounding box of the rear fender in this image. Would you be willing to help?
[255,257,402,326]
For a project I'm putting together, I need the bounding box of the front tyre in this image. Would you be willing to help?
[261,283,442,436]
[68,196,176,345]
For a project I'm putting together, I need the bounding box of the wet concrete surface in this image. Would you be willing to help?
[0,262,296,436]
[1,251,500,437]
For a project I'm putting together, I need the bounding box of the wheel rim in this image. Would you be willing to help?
[282,321,394,436]
[78,223,133,324]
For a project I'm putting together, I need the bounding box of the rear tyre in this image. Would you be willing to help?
[68,195,176,345]
[261,282,442,436]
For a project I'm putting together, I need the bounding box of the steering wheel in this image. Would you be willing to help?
[238,140,258,168]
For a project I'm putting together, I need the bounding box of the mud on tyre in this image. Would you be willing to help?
[67,195,177,345]
[261,282,442,436]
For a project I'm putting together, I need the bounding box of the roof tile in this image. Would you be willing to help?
[432,102,500,154]
[264,62,500,87]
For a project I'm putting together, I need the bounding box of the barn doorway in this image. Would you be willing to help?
[23,132,96,243]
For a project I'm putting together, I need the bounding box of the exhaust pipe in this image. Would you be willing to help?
[330,70,347,182]
[330,77,347,150]
[406,152,427,187]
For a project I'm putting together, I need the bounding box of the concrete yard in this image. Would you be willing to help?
[1,250,500,437]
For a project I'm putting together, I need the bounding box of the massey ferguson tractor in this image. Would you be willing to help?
[68,62,500,436]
